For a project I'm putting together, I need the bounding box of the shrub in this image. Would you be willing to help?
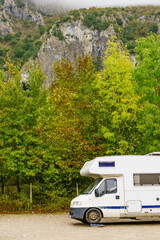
[105,10,110,17]
[38,25,45,35]
[13,46,25,58]
[149,24,158,33]
[46,25,52,35]
[61,16,71,23]
[15,32,22,39]
[99,10,104,16]
[22,42,33,51]
[83,13,98,28]
[27,34,32,38]
[0,57,5,66]
[116,18,123,26]
[16,0,25,8]
[10,39,18,46]
[22,51,33,62]
[101,20,110,30]
[4,34,13,42]
[53,28,64,41]
[128,16,133,21]
[35,41,42,47]
[2,17,7,22]
[69,10,80,17]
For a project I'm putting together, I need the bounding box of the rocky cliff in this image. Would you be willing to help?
[0,0,44,35]
[38,20,115,86]
[37,7,160,86]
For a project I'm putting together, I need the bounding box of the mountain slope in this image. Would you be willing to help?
[1,3,160,85]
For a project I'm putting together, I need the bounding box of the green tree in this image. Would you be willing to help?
[0,60,49,192]
[38,55,103,195]
[94,38,139,155]
[134,34,160,153]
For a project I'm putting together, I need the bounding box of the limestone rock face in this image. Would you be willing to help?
[38,21,115,87]
[4,0,44,23]
[0,0,44,35]
[0,7,14,35]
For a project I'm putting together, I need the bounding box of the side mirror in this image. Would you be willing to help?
[95,189,99,197]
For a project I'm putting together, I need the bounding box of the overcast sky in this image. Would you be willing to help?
[34,0,160,9]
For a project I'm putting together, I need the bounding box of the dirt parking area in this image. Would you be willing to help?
[0,213,160,240]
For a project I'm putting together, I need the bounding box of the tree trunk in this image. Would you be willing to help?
[17,177,21,193]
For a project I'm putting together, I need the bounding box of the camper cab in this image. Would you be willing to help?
[69,153,160,224]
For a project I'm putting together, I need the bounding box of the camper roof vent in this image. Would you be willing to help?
[146,152,160,156]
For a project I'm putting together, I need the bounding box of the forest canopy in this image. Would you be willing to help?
[0,34,159,212]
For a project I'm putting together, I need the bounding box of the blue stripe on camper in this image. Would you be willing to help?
[99,205,160,210]
[99,206,126,209]
[99,161,115,167]
[142,205,160,209]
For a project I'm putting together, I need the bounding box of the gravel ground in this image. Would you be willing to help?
[0,213,160,240]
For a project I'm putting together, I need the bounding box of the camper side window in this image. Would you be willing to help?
[96,179,117,197]
[133,174,160,185]
[97,181,105,197]
[106,179,117,194]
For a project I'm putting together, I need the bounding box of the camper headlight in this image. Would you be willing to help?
[71,201,82,206]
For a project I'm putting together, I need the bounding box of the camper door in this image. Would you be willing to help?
[94,176,124,217]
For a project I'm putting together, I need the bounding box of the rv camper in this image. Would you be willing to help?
[69,153,160,224]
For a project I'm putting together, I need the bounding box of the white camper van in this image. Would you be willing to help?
[69,153,160,224]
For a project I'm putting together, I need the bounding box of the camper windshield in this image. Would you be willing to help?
[82,178,102,194]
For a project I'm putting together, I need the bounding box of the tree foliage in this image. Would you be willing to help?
[0,34,159,211]
[0,61,49,191]
[94,38,139,155]
[134,34,160,153]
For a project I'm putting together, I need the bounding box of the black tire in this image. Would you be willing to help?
[80,219,87,224]
[85,208,102,224]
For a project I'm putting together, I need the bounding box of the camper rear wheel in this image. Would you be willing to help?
[85,208,102,224]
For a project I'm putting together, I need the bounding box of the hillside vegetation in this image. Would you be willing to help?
[0,4,160,70]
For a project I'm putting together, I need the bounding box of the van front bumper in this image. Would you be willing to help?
[69,207,87,220]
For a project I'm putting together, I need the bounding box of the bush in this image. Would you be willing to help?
[4,34,13,42]
[2,17,7,22]
[105,10,110,17]
[46,25,52,35]
[22,51,33,63]
[13,46,25,58]
[128,16,133,21]
[101,20,110,30]
[16,0,25,8]
[69,10,80,17]
[99,10,104,16]
[38,25,45,35]
[35,41,42,47]
[0,0,4,4]
[11,39,18,46]
[61,16,71,23]
[83,13,97,28]
[15,32,22,40]
[116,18,123,26]
[0,57,5,66]
[53,28,64,41]
[149,24,158,33]
[0,194,30,213]
[27,34,32,38]
[22,42,33,51]
[0,49,3,56]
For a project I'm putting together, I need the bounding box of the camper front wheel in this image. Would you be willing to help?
[85,208,102,224]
